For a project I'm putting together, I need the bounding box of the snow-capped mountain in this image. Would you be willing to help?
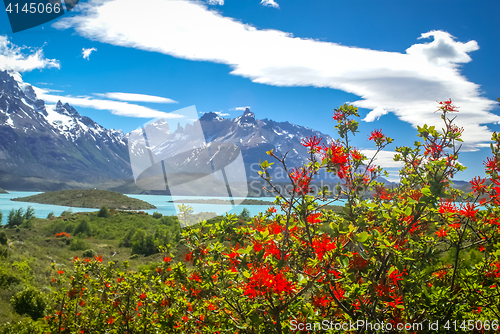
[0,69,337,191]
[0,70,131,183]
[180,108,333,181]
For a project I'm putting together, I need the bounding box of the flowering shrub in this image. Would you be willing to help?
[38,99,500,333]
[54,232,71,238]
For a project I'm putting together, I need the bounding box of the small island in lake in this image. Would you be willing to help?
[0,187,7,194]
[11,189,156,210]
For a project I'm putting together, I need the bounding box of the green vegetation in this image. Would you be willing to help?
[10,287,46,320]
[11,189,156,210]
[5,207,35,229]
[0,210,172,326]
[0,203,254,330]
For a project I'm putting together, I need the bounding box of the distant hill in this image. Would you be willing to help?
[0,187,6,193]
[11,189,156,210]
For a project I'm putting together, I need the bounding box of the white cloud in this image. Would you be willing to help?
[40,88,64,93]
[54,0,498,150]
[360,149,404,182]
[207,0,224,5]
[363,106,388,122]
[82,47,97,60]
[33,87,184,119]
[95,92,178,103]
[261,0,279,8]
[360,150,404,169]
[214,111,230,116]
[0,35,60,72]
[231,106,251,111]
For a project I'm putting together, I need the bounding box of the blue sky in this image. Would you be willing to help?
[0,0,499,182]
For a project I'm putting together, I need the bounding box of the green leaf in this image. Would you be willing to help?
[404,206,412,216]
[421,187,431,196]
[357,232,369,243]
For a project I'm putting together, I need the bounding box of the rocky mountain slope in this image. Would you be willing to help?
[0,70,381,193]
[0,70,131,185]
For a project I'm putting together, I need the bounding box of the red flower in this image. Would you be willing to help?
[424,143,443,158]
[313,235,336,261]
[264,241,284,260]
[243,265,296,299]
[388,269,405,285]
[470,176,487,195]
[333,109,345,121]
[106,317,115,324]
[331,284,345,300]
[189,272,202,282]
[368,129,385,141]
[191,288,201,297]
[139,293,146,300]
[306,212,322,225]
[267,221,283,235]
[478,245,485,252]
[290,167,312,195]
[252,240,263,253]
[313,295,331,308]
[94,255,103,263]
[439,199,457,215]
[223,244,241,265]
[437,99,458,113]
[435,228,447,238]
[351,150,363,161]
[387,295,404,309]
[54,232,71,238]
[321,141,349,178]
[460,202,478,220]
[374,186,392,201]
[433,268,448,280]
[301,136,322,152]
[57,270,64,275]
[184,252,193,262]
[484,156,500,174]
[163,256,171,263]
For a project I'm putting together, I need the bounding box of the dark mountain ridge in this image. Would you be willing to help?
[0,70,406,194]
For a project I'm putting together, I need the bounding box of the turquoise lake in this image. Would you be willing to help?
[0,191,346,224]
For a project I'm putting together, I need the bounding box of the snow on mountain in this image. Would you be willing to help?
[1,70,338,189]
[0,70,131,183]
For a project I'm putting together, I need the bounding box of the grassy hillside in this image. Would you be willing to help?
[11,189,156,210]
[0,207,253,327]
[0,209,184,325]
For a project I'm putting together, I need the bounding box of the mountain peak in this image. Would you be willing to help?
[234,108,255,127]
[200,111,222,122]
[23,85,37,101]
